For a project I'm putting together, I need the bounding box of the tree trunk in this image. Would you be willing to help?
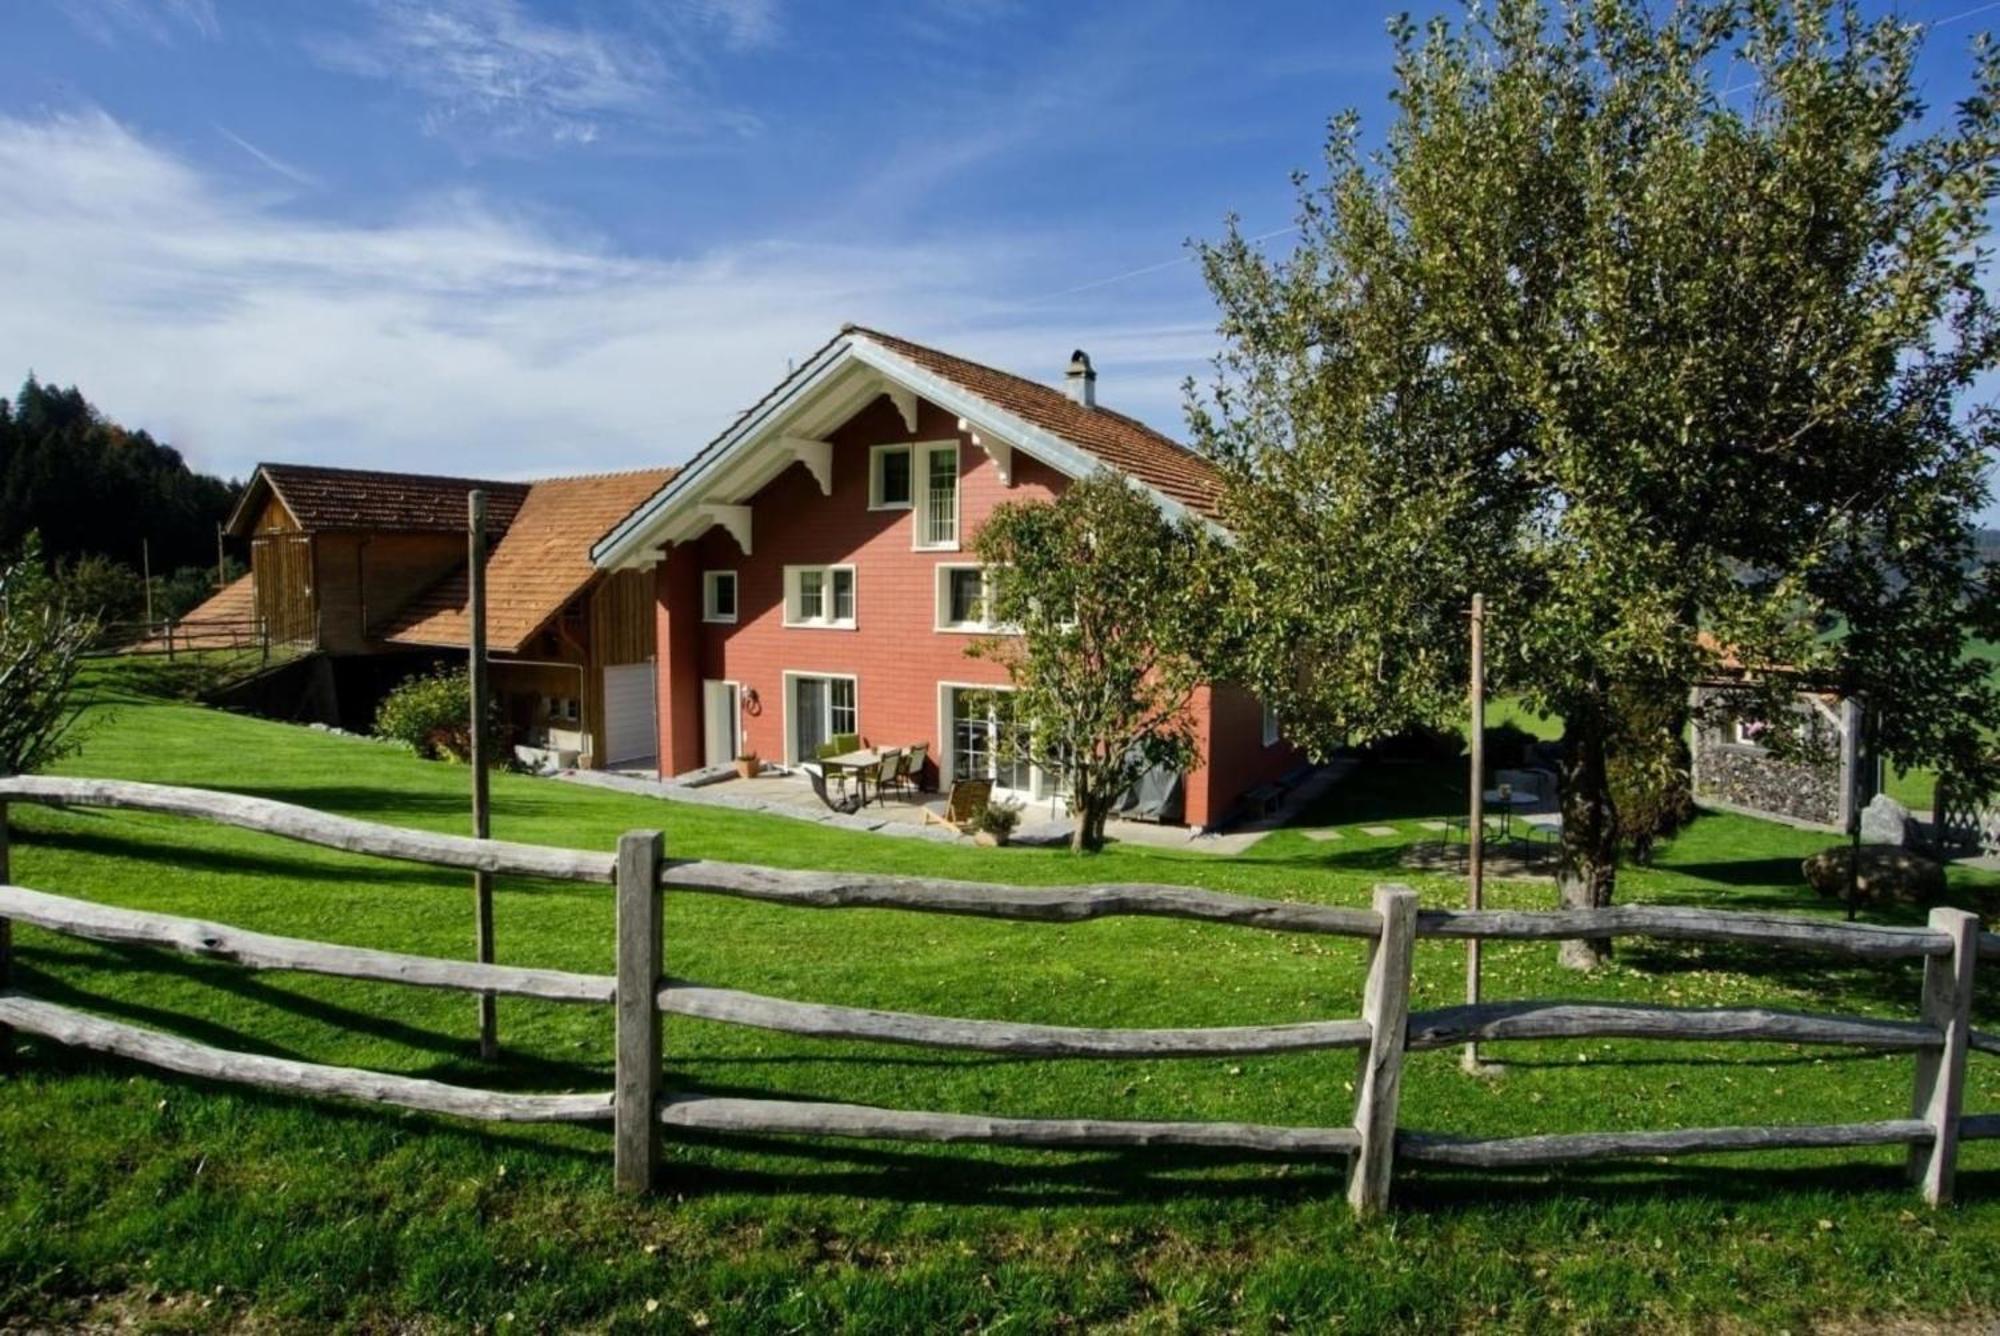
[1557,707,1619,970]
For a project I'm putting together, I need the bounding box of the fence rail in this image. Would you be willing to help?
[0,775,1993,1213]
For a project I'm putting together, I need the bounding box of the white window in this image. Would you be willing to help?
[702,570,737,623]
[1262,698,1281,748]
[787,672,859,763]
[870,445,913,510]
[935,564,992,632]
[915,441,960,550]
[783,565,856,629]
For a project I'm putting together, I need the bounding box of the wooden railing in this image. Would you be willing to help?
[0,775,1995,1214]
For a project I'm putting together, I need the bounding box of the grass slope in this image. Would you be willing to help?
[2,660,1998,1331]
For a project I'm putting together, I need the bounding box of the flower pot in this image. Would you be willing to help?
[973,830,1009,848]
[734,756,761,779]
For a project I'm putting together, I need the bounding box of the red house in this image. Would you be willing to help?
[591,327,1299,831]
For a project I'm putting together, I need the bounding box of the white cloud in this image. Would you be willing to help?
[59,0,218,45]
[308,0,756,148]
[0,111,1207,486]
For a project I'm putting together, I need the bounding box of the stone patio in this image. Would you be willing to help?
[558,762,1352,856]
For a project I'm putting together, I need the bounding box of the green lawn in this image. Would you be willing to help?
[3,659,2000,1331]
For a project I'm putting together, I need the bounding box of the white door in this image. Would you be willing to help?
[601,662,658,768]
[703,680,740,768]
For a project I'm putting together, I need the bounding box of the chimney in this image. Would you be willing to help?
[1064,349,1097,408]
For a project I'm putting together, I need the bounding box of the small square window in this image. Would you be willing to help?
[703,570,737,623]
[871,445,913,509]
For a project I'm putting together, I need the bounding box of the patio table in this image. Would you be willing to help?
[1481,788,1541,852]
[824,748,884,804]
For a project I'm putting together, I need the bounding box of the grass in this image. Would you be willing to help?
[2,658,2000,1331]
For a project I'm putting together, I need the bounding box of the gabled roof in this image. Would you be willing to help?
[226,463,532,537]
[137,573,256,651]
[848,327,1222,519]
[379,468,676,652]
[591,325,1223,569]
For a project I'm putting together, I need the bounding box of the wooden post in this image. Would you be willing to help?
[468,491,497,1060]
[614,829,665,1194]
[164,620,175,662]
[1910,906,1977,1206]
[0,799,12,1066]
[216,522,227,593]
[1349,883,1418,1216]
[1464,593,1486,1074]
[141,538,153,627]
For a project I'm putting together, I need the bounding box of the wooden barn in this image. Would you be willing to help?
[220,462,671,768]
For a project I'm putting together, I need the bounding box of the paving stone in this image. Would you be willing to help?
[1359,824,1400,837]
[1300,828,1344,842]
[1419,820,1449,831]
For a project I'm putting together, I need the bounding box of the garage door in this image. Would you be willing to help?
[601,662,658,769]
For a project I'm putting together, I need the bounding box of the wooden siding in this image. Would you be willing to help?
[311,533,466,656]
[248,495,315,646]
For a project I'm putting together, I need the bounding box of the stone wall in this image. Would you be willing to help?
[1692,738,1842,826]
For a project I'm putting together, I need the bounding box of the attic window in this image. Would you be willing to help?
[870,445,912,510]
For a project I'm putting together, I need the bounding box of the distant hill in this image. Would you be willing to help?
[0,376,241,574]
[1978,528,1999,566]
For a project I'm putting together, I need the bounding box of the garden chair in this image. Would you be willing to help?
[923,778,992,832]
[862,748,901,807]
[804,762,862,815]
[890,742,929,798]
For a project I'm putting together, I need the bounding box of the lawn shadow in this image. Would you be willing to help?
[16,819,452,888]
[1397,1156,2000,1215]
[16,944,614,1091]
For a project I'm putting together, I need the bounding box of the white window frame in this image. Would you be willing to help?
[913,439,961,552]
[1261,698,1281,748]
[783,670,860,766]
[934,563,996,633]
[938,680,1061,803]
[782,564,857,630]
[869,443,914,511]
[702,569,738,624]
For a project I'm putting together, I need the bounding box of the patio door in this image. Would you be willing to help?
[944,686,1050,801]
[702,680,740,768]
[788,674,857,764]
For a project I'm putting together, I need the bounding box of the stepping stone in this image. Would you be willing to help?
[1300,828,1343,842]
[1359,824,1400,838]
[1419,820,1449,831]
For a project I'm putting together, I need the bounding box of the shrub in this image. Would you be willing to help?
[0,535,96,774]
[374,665,503,762]
[975,798,1023,839]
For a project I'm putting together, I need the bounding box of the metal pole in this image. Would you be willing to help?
[469,491,497,1060]
[1464,593,1487,1075]
[216,522,227,591]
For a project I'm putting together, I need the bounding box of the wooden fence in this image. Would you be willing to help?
[0,774,1996,1214]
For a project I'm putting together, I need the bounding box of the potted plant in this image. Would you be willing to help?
[734,751,761,779]
[973,798,1023,847]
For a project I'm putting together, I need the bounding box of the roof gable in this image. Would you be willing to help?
[590,326,1222,569]
[226,463,531,537]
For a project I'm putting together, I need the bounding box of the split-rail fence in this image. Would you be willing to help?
[0,774,1995,1214]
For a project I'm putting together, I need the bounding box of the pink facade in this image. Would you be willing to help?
[649,392,1299,830]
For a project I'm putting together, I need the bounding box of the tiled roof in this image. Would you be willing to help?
[137,573,256,651]
[239,463,532,535]
[381,468,676,652]
[846,326,1224,519]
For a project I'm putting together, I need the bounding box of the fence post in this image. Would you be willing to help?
[614,829,665,1194]
[0,799,12,1066]
[1910,906,1977,1206]
[1349,883,1418,1216]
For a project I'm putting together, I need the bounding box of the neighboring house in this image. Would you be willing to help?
[592,326,1302,830]
[221,462,670,767]
[380,469,673,770]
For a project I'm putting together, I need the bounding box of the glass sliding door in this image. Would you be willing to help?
[790,674,857,763]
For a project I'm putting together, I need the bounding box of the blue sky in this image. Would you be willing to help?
[2,0,1997,525]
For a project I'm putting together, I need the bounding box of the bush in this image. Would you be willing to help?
[1480,721,1538,770]
[373,666,503,762]
[975,798,1023,839]
[0,535,96,774]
